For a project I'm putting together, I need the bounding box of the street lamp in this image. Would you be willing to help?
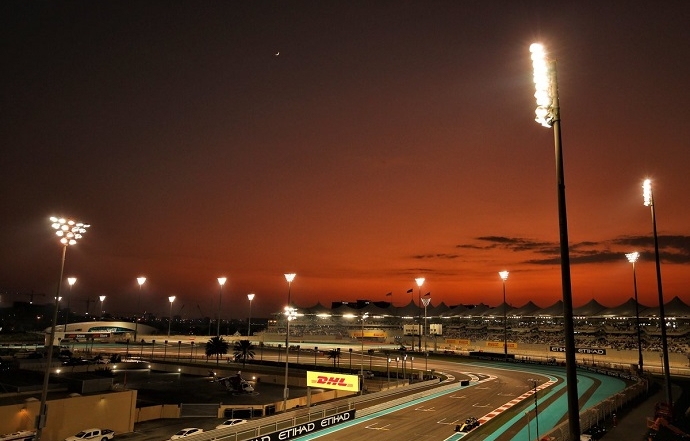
[99,295,106,318]
[217,277,227,337]
[530,42,579,441]
[499,270,509,359]
[421,294,431,356]
[168,296,176,337]
[360,313,369,395]
[134,277,146,341]
[642,179,672,406]
[37,217,89,441]
[247,293,255,336]
[283,273,296,412]
[65,277,76,331]
[625,252,644,373]
[415,277,425,350]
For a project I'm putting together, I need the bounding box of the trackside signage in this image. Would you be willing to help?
[550,346,607,355]
[307,371,359,392]
[246,409,356,441]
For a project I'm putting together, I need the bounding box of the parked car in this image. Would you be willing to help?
[64,428,114,441]
[215,419,247,429]
[170,428,203,440]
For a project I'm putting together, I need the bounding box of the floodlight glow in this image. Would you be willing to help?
[137,277,146,286]
[643,179,653,206]
[247,293,255,301]
[415,277,425,287]
[626,251,640,264]
[168,295,176,303]
[284,273,296,283]
[530,43,556,128]
[50,216,89,246]
[499,270,509,281]
[99,295,106,302]
[217,277,227,286]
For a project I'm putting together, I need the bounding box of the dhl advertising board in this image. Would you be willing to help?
[307,371,360,392]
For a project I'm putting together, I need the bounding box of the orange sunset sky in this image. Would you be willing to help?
[1,1,689,319]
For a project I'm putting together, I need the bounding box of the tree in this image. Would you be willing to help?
[205,336,229,365]
[326,349,341,368]
[233,340,255,368]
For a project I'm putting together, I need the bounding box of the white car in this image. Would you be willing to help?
[169,428,203,440]
[215,419,247,429]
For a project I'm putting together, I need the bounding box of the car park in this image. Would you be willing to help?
[170,428,203,440]
[215,419,247,429]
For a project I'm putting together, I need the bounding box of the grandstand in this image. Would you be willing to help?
[266,296,690,355]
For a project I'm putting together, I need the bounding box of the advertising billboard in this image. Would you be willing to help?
[306,371,360,392]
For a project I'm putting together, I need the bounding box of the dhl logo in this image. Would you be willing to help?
[312,376,353,387]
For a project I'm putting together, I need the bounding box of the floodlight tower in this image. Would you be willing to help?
[36,217,89,441]
[643,179,672,406]
[499,271,509,359]
[529,43,579,440]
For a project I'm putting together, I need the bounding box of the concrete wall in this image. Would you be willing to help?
[0,390,137,441]
[136,404,180,422]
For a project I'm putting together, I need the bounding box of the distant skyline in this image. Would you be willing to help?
[1,1,689,319]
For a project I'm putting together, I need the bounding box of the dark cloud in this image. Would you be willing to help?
[412,253,459,260]
[455,234,690,266]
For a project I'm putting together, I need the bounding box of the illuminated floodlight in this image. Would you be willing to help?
[50,216,89,245]
[530,43,557,128]
[643,179,653,206]
[499,270,509,281]
[626,251,640,264]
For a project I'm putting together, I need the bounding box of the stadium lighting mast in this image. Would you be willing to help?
[99,295,106,318]
[415,277,425,350]
[283,273,296,412]
[529,42,579,440]
[65,277,76,329]
[625,252,644,373]
[247,293,255,336]
[168,296,176,337]
[499,271,509,359]
[643,179,672,406]
[134,277,146,341]
[36,217,89,441]
[217,277,227,337]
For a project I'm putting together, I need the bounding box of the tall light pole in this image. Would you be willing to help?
[216,277,227,337]
[530,43,579,440]
[499,271,509,359]
[360,312,368,395]
[168,296,176,337]
[99,295,106,318]
[421,294,431,356]
[37,217,89,441]
[625,252,644,373]
[65,277,76,331]
[283,273,296,412]
[415,277,425,350]
[134,277,146,341]
[247,293,255,336]
[643,179,672,406]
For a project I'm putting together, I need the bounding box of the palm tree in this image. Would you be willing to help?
[205,336,229,365]
[233,339,255,368]
[326,349,341,368]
